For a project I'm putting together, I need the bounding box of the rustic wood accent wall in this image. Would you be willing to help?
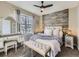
[43,9,68,28]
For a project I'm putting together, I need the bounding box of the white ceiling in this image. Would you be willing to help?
[8,1,79,16]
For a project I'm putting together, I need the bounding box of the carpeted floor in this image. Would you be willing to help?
[0,46,79,57]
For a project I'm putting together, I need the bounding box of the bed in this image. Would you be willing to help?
[26,26,63,57]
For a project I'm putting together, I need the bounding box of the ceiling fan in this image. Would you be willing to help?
[34,1,53,12]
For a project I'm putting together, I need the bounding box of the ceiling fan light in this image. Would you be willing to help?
[41,8,44,11]
[41,8,44,12]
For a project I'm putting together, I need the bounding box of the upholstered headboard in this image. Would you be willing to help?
[44,26,63,38]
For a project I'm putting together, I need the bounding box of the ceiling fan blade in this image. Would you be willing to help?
[34,5,41,8]
[44,4,53,8]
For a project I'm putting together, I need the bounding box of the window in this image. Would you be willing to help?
[20,15,34,34]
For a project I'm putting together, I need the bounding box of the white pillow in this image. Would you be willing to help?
[53,27,63,38]
[53,28,59,37]
[44,27,53,36]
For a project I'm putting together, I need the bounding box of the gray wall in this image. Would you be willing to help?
[43,9,68,28]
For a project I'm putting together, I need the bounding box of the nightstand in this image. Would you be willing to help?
[65,34,74,49]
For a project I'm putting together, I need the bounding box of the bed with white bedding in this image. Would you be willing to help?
[25,26,63,57]
[29,26,63,57]
[29,34,61,57]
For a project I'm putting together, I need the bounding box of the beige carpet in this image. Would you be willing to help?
[0,46,79,57]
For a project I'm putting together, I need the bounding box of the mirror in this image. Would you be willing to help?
[1,16,17,35]
[2,19,11,35]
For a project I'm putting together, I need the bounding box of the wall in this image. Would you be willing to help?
[35,16,44,33]
[43,9,68,28]
[0,2,15,18]
[0,1,40,33]
[69,7,78,36]
[42,7,79,36]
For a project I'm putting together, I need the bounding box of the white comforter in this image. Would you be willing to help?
[36,39,61,57]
